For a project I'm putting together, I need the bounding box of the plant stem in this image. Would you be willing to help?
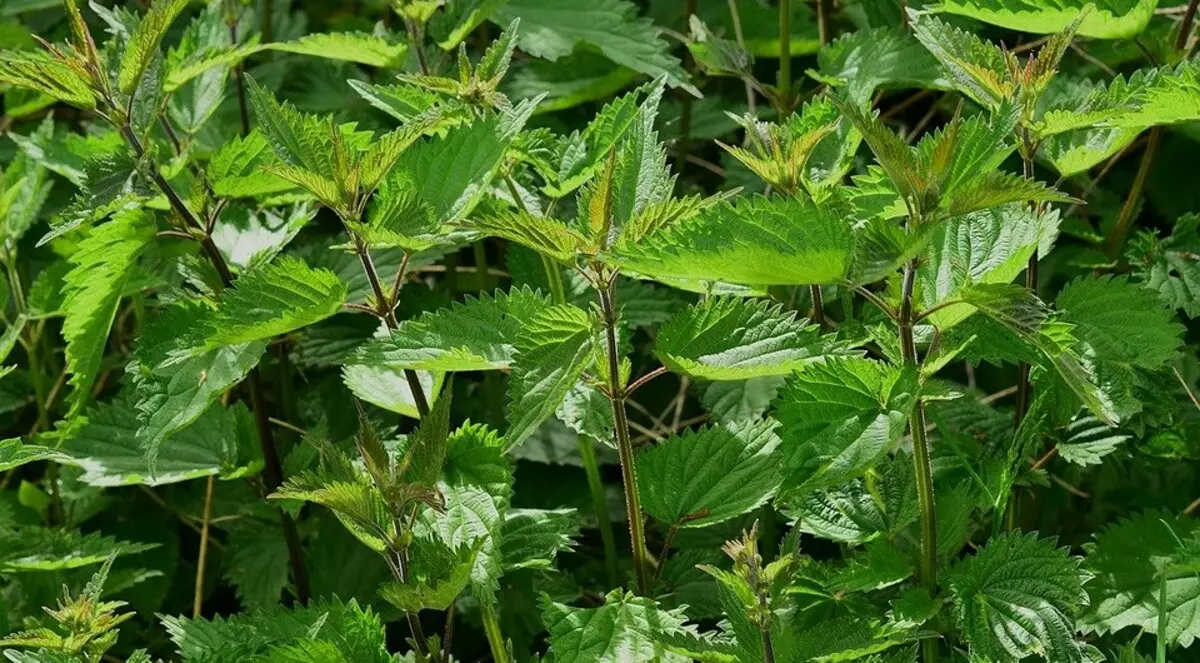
[1014,151,1038,424]
[1107,127,1161,260]
[394,549,431,657]
[762,630,777,663]
[352,238,430,417]
[193,475,215,617]
[541,255,567,305]
[778,0,791,112]
[1176,0,1199,51]
[261,0,273,43]
[118,124,310,603]
[481,601,511,663]
[226,3,250,138]
[473,241,490,291]
[899,260,937,663]
[598,279,650,594]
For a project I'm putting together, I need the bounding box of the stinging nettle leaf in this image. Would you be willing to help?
[655,296,848,381]
[637,418,784,528]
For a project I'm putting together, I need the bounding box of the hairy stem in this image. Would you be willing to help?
[599,280,650,594]
[119,124,310,602]
[1014,151,1038,425]
[481,601,511,663]
[352,238,430,417]
[899,260,937,663]
[394,549,431,657]
[193,475,215,617]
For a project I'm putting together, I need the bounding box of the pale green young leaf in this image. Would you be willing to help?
[273,468,393,553]
[719,99,841,196]
[207,131,297,199]
[470,210,589,264]
[378,537,478,612]
[0,527,155,572]
[919,205,1060,330]
[910,12,1012,109]
[192,256,346,351]
[118,0,190,95]
[637,418,783,528]
[655,296,847,380]
[268,32,407,68]
[210,204,314,271]
[61,210,155,413]
[776,356,919,493]
[613,195,855,286]
[493,0,697,97]
[947,532,1090,662]
[162,599,391,663]
[499,508,580,572]
[1080,511,1200,647]
[0,143,53,245]
[349,287,551,372]
[0,49,96,109]
[932,0,1154,39]
[542,589,692,663]
[505,304,595,449]
[944,170,1077,217]
[1054,415,1128,466]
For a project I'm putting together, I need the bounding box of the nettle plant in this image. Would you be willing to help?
[0,0,1199,661]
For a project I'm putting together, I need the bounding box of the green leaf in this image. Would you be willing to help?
[929,0,1155,39]
[789,456,917,544]
[118,0,190,94]
[776,356,919,493]
[505,304,595,450]
[0,527,155,572]
[542,589,691,663]
[655,297,846,381]
[418,423,513,602]
[192,256,346,351]
[702,377,786,425]
[1054,415,1128,467]
[61,210,155,413]
[245,77,335,177]
[910,13,1011,109]
[816,27,950,106]
[499,508,580,572]
[128,301,266,468]
[268,32,407,68]
[471,210,589,263]
[349,287,551,372]
[225,523,291,610]
[378,537,479,612]
[210,204,314,271]
[1056,275,1184,370]
[493,0,697,97]
[0,49,96,109]
[208,131,297,199]
[161,599,391,663]
[637,418,783,528]
[614,195,855,286]
[947,532,1090,663]
[919,205,1060,330]
[1132,213,1200,318]
[1080,511,1200,647]
[0,437,68,472]
[52,394,260,487]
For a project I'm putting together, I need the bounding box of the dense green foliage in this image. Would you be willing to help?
[0,0,1198,661]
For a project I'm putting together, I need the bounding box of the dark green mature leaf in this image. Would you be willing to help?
[378,537,478,612]
[1054,415,1128,466]
[61,210,155,413]
[1056,275,1184,370]
[505,304,595,449]
[542,589,692,663]
[493,0,697,97]
[1080,512,1200,647]
[161,599,391,663]
[192,257,346,351]
[947,532,1090,662]
[613,195,855,286]
[637,418,783,528]
[128,301,266,467]
[1132,213,1200,318]
[52,395,259,487]
[207,131,297,199]
[816,27,950,106]
[350,287,551,372]
[225,524,290,610]
[655,297,847,381]
[0,438,66,472]
[776,356,919,493]
[499,508,580,572]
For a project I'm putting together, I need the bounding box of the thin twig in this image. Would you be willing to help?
[193,475,216,617]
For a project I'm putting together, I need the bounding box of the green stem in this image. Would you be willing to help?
[541,255,567,306]
[481,601,511,663]
[899,260,938,663]
[599,279,650,594]
[778,0,791,112]
[473,240,490,292]
[1107,127,1161,260]
[1157,570,1169,663]
[579,433,620,587]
